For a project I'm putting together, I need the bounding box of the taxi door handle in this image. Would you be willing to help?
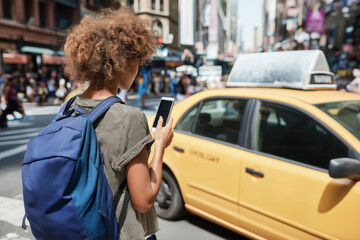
[246,168,264,178]
[173,146,184,153]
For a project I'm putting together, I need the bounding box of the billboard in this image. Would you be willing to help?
[305,10,325,33]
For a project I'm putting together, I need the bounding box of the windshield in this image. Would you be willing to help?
[316,100,360,140]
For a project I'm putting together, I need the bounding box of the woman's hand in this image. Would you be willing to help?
[154,116,174,149]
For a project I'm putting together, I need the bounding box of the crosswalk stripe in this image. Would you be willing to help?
[7,122,34,127]
[0,132,38,141]
[0,145,27,161]
[24,106,60,116]
[0,139,31,146]
[0,127,42,137]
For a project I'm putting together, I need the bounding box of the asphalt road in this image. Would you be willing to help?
[0,93,247,240]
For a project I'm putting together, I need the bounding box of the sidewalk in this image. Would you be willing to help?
[0,196,34,240]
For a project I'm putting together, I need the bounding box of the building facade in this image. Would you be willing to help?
[122,0,180,51]
[194,0,236,59]
[0,0,80,74]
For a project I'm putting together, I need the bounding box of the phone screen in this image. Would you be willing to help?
[153,99,173,129]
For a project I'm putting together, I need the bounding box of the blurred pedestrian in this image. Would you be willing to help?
[348,78,360,94]
[25,80,36,103]
[63,7,173,239]
[181,49,194,65]
[152,72,161,97]
[0,71,6,104]
[176,73,193,101]
[54,78,68,105]
[0,76,27,128]
[347,68,360,94]
[168,71,178,97]
[47,77,56,99]
[17,77,26,101]
[37,81,49,106]
[137,68,150,109]
[176,73,188,101]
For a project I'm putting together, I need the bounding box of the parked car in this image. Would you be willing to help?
[148,50,360,240]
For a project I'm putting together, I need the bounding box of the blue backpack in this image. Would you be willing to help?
[22,96,130,240]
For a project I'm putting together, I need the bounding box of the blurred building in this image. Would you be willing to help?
[323,0,360,78]
[262,0,360,79]
[82,0,121,11]
[253,26,264,52]
[0,0,80,74]
[225,0,238,56]
[236,20,244,52]
[263,0,277,51]
[195,0,238,60]
[120,0,180,52]
[119,0,181,70]
[263,0,324,51]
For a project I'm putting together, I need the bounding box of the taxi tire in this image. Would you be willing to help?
[155,169,186,220]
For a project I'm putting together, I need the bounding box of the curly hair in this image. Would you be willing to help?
[63,7,156,88]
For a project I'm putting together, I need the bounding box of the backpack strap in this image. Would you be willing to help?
[87,96,129,230]
[53,95,85,122]
[87,96,128,230]
[86,96,124,123]
[21,213,27,229]
[119,189,130,230]
[60,95,78,115]
[115,179,130,231]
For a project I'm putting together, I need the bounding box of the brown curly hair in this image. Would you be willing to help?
[63,7,156,88]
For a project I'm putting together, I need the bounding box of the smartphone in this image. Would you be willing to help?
[152,97,175,132]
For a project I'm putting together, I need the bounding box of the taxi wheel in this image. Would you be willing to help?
[155,169,186,220]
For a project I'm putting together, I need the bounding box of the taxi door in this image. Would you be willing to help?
[172,98,247,227]
[238,100,360,240]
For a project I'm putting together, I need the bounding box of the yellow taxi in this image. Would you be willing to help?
[148,50,360,240]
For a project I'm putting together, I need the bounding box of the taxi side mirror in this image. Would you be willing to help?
[329,158,360,181]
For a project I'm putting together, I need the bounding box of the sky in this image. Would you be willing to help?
[237,0,264,51]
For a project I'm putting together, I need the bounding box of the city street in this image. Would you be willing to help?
[2,0,360,238]
[0,94,245,240]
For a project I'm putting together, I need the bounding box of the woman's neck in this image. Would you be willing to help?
[80,83,117,100]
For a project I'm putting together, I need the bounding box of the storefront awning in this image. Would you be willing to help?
[55,0,78,8]
[2,53,32,64]
[42,54,66,65]
[21,46,55,55]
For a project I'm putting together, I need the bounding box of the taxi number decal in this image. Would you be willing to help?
[310,74,333,84]
[190,149,219,163]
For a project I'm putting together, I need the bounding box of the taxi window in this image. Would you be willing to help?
[316,100,360,140]
[193,99,247,144]
[176,105,199,132]
[253,101,349,169]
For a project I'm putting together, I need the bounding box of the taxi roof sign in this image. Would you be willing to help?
[226,50,336,90]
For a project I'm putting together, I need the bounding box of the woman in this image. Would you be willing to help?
[63,8,174,240]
